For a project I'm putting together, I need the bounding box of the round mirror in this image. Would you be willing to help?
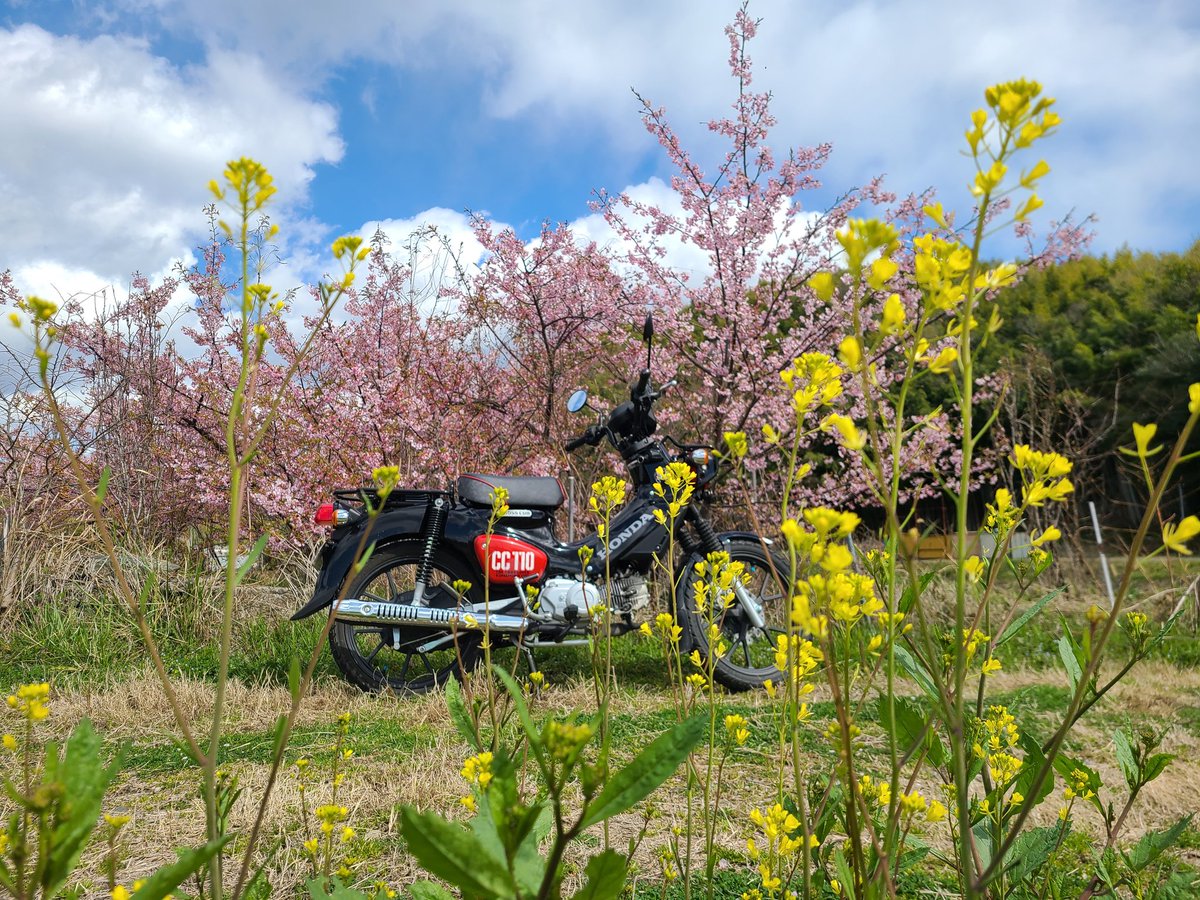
[566,388,589,413]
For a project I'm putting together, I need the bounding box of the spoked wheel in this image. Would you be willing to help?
[677,537,789,692]
[329,543,482,693]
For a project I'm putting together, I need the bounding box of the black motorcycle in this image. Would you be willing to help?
[292,316,787,693]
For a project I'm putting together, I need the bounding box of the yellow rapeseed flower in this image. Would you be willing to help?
[1131,422,1160,458]
[1163,516,1200,554]
[461,752,494,788]
[6,683,50,721]
[880,293,906,335]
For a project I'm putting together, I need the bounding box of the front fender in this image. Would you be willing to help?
[290,505,428,620]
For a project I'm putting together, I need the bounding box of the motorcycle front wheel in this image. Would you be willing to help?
[329,542,483,693]
[676,536,789,692]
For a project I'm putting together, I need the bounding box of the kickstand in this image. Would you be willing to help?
[522,645,539,678]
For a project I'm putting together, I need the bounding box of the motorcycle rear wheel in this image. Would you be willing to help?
[677,536,789,692]
[329,542,482,693]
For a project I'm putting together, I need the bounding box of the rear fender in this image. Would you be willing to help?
[291,505,482,620]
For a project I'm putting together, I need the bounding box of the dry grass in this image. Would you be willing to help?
[3,626,1197,897]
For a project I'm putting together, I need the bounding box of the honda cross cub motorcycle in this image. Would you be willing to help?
[292,315,788,694]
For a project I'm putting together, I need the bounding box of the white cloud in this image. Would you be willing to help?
[0,25,343,292]
[111,0,1200,251]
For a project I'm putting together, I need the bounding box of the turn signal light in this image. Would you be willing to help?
[315,503,348,526]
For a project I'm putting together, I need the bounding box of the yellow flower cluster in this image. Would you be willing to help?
[1064,767,1096,802]
[724,431,749,460]
[746,802,816,896]
[858,774,891,810]
[639,611,683,644]
[112,879,170,900]
[780,508,882,641]
[6,683,50,722]
[314,804,349,836]
[834,218,899,280]
[371,465,400,499]
[652,461,696,526]
[544,720,594,761]
[461,751,494,789]
[984,488,1019,536]
[896,790,948,824]
[692,552,747,616]
[1010,445,1074,507]
[589,476,627,516]
[780,352,844,420]
[972,705,1023,788]
[724,714,751,747]
[489,485,510,522]
[772,634,822,706]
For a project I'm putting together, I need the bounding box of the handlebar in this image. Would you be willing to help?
[565,425,602,453]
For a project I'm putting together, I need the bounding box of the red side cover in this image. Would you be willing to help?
[473,535,548,585]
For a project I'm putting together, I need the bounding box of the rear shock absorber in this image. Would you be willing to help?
[692,511,724,555]
[411,495,448,606]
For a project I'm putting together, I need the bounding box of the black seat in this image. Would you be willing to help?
[457,474,566,510]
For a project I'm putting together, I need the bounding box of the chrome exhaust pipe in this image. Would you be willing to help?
[333,598,529,633]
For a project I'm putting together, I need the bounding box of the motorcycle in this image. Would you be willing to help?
[291,315,788,693]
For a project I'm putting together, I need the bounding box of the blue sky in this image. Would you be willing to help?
[2,0,1198,303]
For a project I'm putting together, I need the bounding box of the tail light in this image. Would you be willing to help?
[315,503,349,526]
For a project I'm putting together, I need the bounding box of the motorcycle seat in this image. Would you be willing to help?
[457,474,566,511]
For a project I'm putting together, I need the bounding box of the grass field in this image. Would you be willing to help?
[2,559,1199,897]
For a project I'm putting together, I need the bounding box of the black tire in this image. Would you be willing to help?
[329,542,482,694]
[676,537,788,692]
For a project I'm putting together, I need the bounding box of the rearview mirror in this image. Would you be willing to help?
[567,389,589,413]
[642,311,654,346]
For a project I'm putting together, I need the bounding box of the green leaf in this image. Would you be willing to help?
[1057,634,1082,694]
[407,882,456,900]
[570,850,627,900]
[1112,730,1138,790]
[1016,731,1056,811]
[306,875,373,900]
[579,714,706,831]
[972,819,994,874]
[1052,754,1102,798]
[95,466,112,504]
[445,677,480,751]
[875,695,942,765]
[43,720,122,899]
[288,655,302,702]
[491,666,546,771]
[235,534,269,585]
[832,848,858,900]
[1004,825,1059,884]
[893,645,939,702]
[1147,601,1188,652]
[132,836,231,900]
[1143,752,1175,784]
[399,806,514,899]
[997,586,1065,647]
[898,571,940,616]
[1124,814,1192,871]
[270,713,289,759]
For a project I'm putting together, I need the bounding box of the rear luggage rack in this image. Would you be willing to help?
[333,487,453,509]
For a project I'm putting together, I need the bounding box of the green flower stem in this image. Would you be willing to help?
[974,405,1199,892]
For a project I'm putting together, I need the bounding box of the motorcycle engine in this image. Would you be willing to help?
[611,571,651,613]
[536,577,604,620]
[535,571,652,620]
